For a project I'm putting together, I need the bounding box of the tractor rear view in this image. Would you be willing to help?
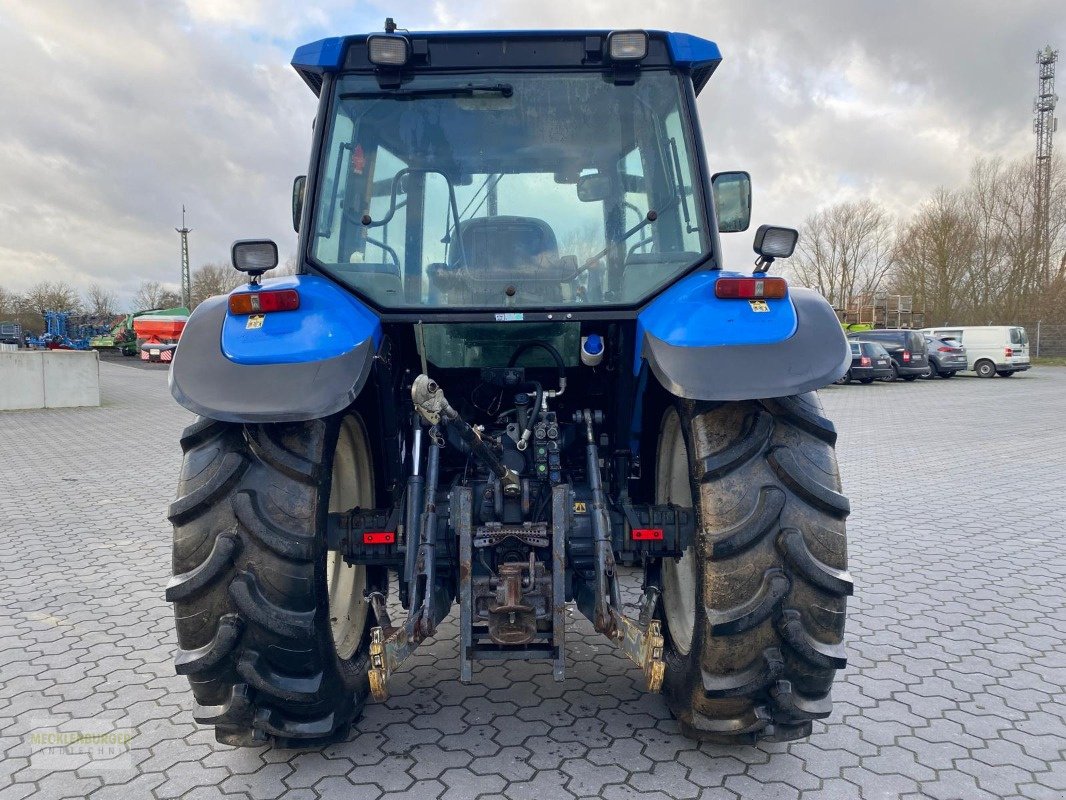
[167,26,853,748]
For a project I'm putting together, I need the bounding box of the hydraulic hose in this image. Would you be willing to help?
[508,341,567,449]
[507,341,567,398]
[515,380,543,451]
[508,341,566,390]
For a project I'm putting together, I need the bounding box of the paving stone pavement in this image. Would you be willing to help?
[1,362,1065,800]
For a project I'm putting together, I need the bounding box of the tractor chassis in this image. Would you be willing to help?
[326,400,687,701]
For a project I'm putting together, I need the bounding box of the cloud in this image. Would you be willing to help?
[465,0,1063,265]
[0,0,1061,303]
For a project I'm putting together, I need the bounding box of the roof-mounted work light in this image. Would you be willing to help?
[367,34,409,66]
[607,30,648,60]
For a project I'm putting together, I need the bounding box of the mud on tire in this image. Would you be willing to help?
[166,414,374,747]
[657,393,853,744]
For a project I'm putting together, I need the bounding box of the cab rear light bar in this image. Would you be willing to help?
[714,276,788,300]
[228,289,300,315]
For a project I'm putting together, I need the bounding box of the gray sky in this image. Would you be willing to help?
[0,0,1062,306]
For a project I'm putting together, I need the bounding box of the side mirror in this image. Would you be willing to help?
[576,172,611,202]
[292,175,307,233]
[711,171,752,233]
[232,240,279,279]
[752,224,799,271]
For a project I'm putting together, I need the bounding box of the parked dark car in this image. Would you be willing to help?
[846,329,929,380]
[837,341,896,384]
[924,335,967,378]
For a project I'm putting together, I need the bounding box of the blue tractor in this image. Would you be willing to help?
[167,25,853,748]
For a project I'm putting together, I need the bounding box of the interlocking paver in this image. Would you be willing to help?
[2,362,1066,799]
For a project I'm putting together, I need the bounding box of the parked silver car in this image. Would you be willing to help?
[924,335,967,378]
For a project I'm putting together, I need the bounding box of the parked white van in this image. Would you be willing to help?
[919,326,1031,378]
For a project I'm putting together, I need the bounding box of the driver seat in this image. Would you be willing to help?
[448,215,559,273]
[432,215,569,304]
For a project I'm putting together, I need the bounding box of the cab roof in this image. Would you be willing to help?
[292,29,721,96]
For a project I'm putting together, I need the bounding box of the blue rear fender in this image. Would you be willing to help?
[221,274,381,365]
[170,274,383,423]
[636,272,849,401]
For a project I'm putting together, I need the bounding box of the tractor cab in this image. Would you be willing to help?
[291,29,745,313]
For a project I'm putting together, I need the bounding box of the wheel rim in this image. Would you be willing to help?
[327,416,374,660]
[656,409,697,656]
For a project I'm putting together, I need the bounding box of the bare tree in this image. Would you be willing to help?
[19,281,82,314]
[953,157,1064,323]
[191,263,246,307]
[891,189,975,325]
[134,280,182,311]
[85,283,119,318]
[888,155,1066,326]
[0,286,19,317]
[787,200,895,310]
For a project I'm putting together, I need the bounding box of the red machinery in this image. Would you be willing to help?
[134,313,187,363]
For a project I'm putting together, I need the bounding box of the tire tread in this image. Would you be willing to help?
[662,392,849,745]
[168,416,370,747]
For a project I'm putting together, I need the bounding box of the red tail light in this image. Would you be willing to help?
[937,346,954,352]
[1005,347,1013,357]
[362,532,395,545]
[229,289,300,315]
[714,277,788,300]
[902,351,911,362]
[860,356,871,367]
[631,528,664,541]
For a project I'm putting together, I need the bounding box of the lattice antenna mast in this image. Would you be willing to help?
[1035,46,1058,279]
[176,205,192,309]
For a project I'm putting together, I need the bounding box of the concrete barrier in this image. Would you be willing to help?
[0,351,101,410]
[0,352,46,410]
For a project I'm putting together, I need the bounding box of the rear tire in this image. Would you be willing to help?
[656,396,852,744]
[167,413,376,747]
[926,362,939,379]
[975,360,996,378]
